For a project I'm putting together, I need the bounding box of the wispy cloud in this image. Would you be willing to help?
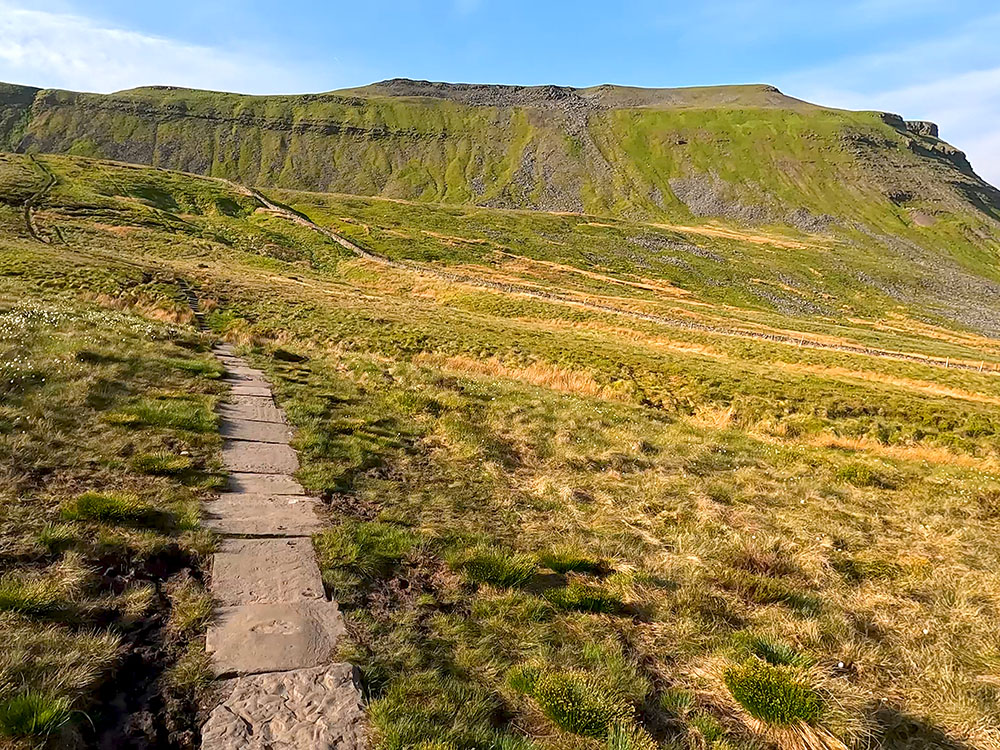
[0,2,308,94]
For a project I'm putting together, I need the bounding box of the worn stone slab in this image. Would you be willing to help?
[227,472,305,495]
[222,441,299,474]
[203,493,321,536]
[220,416,293,444]
[230,384,275,397]
[207,601,345,676]
[201,663,366,750]
[219,395,286,424]
[212,538,325,606]
[213,344,236,356]
[223,368,268,384]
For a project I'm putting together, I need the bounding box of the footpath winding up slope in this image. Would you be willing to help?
[191,309,366,746]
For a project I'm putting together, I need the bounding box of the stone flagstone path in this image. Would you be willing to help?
[200,341,366,749]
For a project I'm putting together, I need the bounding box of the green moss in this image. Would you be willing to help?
[723,660,822,726]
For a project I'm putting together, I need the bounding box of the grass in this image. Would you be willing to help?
[109,397,215,433]
[3,152,1000,748]
[509,666,633,738]
[60,491,154,524]
[0,691,72,739]
[460,547,537,588]
[536,547,603,574]
[724,660,822,726]
[544,581,623,614]
[128,451,193,476]
[0,253,220,745]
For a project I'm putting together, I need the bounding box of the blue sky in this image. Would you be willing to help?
[2,0,999,185]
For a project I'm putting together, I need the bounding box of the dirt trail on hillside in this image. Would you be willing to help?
[225,181,1000,377]
[24,155,56,242]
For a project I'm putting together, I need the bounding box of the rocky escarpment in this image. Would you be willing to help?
[1,79,997,229]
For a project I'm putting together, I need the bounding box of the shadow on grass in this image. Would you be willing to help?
[872,706,980,750]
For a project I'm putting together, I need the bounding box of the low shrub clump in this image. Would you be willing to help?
[60,491,153,524]
[545,581,623,614]
[509,665,632,738]
[724,660,822,726]
[461,546,536,588]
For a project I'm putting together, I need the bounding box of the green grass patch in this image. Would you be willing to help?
[0,574,65,617]
[0,690,72,740]
[732,632,812,667]
[128,451,193,476]
[837,462,897,489]
[509,666,632,738]
[544,581,623,614]
[724,659,822,726]
[161,356,222,378]
[60,491,154,525]
[460,546,536,588]
[536,547,603,574]
[109,397,215,433]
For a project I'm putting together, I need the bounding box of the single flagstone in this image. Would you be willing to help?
[227,472,305,495]
[222,441,299,474]
[211,538,325,606]
[207,601,346,676]
[220,416,293,444]
[201,663,366,750]
[203,492,321,536]
[219,395,286,424]
[230,383,274,397]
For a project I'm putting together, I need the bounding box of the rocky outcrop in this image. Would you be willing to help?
[905,120,939,138]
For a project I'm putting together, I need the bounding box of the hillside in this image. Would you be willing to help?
[3,151,1000,749]
[1,79,998,234]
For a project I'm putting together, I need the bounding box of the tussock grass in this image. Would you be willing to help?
[836,462,898,489]
[0,690,72,740]
[537,547,603,574]
[60,491,153,525]
[509,666,632,738]
[109,397,215,433]
[544,581,623,614]
[166,578,213,640]
[723,660,822,726]
[460,547,536,588]
[128,451,193,476]
[732,632,813,668]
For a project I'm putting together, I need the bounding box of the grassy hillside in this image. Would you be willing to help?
[1,79,998,240]
[3,152,1000,748]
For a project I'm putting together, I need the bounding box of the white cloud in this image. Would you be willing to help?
[0,2,309,94]
[777,13,1000,188]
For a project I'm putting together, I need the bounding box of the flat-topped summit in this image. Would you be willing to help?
[338,78,814,110]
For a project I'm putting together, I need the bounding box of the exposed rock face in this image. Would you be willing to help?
[0,79,997,225]
[906,120,940,138]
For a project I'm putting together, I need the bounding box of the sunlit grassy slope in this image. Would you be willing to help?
[3,152,1000,748]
